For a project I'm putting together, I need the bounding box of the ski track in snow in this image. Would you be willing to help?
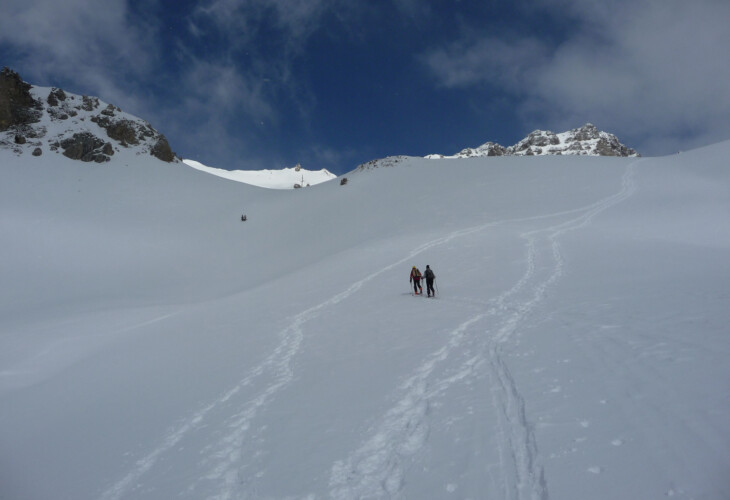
[102,162,639,500]
[101,231,495,500]
[329,161,639,500]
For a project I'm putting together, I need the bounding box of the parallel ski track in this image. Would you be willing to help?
[329,161,639,500]
[101,227,496,500]
[102,161,639,500]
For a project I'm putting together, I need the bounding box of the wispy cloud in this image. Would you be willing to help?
[181,60,275,123]
[422,37,547,90]
[181,0,336,121]
[189,0,337,56]
[0,0,343,166]
[0,0,157,108]
[422,0,730,154]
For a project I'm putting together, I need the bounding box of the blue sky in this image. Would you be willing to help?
[2,0,730,174]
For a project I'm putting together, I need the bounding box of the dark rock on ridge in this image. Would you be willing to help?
[151,136,175,162]
[0,67,42,130]
[428,123,640,159]
[1,68,179,163]
[60,132,113,163]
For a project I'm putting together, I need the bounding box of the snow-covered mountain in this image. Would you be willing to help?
[0,67,176,163]
[426,123,639,158]
[0,67,336,189]
[183,159,336,189]
[2,71,729,500]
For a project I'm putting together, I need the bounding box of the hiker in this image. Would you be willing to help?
[241,214,247,221]
[424,265,436,297]
[410,266,423,295]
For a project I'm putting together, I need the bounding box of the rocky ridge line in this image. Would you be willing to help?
[0,67,177,163]
[426,123,640,159]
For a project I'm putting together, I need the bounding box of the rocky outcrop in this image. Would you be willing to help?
[1,68,179,163]
[81,95,100,112]
[150,136,175,162]
[504,124,639,156]
[428,123,640,159]
[60,132,114,163]
[356,155,409,171]
[46,88,67,107]
[0,67,42,131]
[510,130,561,155]
[458,142,507,158]
[46,87,77,121]
[92,115,140,145]
[517,123,639,157]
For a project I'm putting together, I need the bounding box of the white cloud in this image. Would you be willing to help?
[0,0,157,103]
[422,37,548,90]
[180,60,275,124]
[190,0,335,53]
[183,0,341,127]
[422,0,730,154]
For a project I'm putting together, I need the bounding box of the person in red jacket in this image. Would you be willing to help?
[410,266,423,295]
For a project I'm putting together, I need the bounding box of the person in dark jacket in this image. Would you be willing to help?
[410,266,423,295]
[424,265,436,297]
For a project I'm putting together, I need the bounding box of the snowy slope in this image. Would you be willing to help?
[183,159,336,189]
[1,142,729,500]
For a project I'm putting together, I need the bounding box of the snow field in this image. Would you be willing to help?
[1,144,729,499]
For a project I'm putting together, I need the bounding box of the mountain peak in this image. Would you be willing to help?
[427,123,640,159]
[0,68,177,163]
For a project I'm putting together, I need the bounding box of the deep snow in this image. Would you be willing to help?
[1,142,729,500]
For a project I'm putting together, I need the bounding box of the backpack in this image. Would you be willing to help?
[425,269,435,280]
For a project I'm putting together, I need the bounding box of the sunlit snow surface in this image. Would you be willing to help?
[183,159,336,189]
[1,142,729,500]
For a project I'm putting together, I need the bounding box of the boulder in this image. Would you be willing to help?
[47,88,67,107]
[92,116,140,145]
[572,123,600,142]
[150,135,175,162]
[60,132,111,162]
[100,103,117,116]
[81,95,99,111]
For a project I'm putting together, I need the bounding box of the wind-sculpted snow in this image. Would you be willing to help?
[1,142,728,500]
